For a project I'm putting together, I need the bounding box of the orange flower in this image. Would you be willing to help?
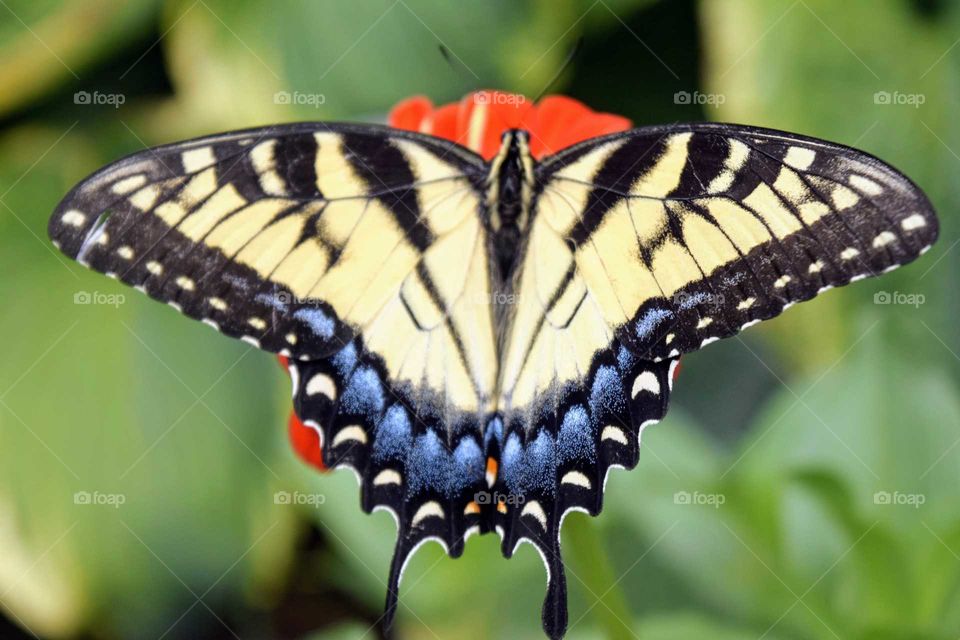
[389,90,632,160]
[283,91,639,472]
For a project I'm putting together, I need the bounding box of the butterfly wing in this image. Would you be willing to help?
[49,123,488,360]
[49,123,501,628]
[535,122,938,361]
[495,122,937,638]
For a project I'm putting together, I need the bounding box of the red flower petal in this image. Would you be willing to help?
[288,410,326,471]
[389,91,632,159]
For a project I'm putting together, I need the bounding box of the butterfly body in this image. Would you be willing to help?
[49,110,937,639]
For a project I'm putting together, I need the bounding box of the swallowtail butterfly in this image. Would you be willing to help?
[49,98,937,638]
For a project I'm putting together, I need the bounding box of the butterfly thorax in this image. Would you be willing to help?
[487,129,535,280]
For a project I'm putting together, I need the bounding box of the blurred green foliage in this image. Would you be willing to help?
[0,1,957,639]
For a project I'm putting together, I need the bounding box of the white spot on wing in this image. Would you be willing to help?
[784,146,816,170]
[521,501,548,530]
[305,373,336,400]
[411,501,445,527]
[181,147,216,173]
[631,371,660,398]
[561,470,593,489]
[901,214,927,231]
[600,426,628,445]
[331,425,366,447]
[111,174,147,195]
[840,247,860,260]
[873,231,897,248]
[61,209,86,227]
[373,469,402,486]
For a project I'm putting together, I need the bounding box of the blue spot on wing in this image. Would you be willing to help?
[331,342,358,377]
[590,365,625,415]
[372,405,412,462]
[635,307,673,340]
[339,366,385,420]
[293,308,335,339]
[558,405,594,465]
[407,430,449,497]
[617,344,637,372]
[451,437,483,494]
[501,430,556,495]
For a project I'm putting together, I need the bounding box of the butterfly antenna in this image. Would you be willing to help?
[438,44,474,93]
[533,37,583,103]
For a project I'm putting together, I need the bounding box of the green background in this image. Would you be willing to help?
[1,0,958,638]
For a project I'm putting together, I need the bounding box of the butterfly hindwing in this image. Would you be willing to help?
[534,123,938,361]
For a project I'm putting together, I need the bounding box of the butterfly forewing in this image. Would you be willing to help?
[49,123,488,360]
[533,123,938,361]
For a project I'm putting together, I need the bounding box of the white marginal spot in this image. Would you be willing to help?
[288,364,300,399]
[111,174,147,195]
[873,231,897,248]
[882,264,900,274]
[696,317,713,329]
[411,501,445,527]
[784,146,816,170]
[600,425,629,445]
[521,501,548,530]
[104,271,117,279]
[850,274,868,282]
[146,261,163,275]
[208,297,227,311]
[117,246,134,260]
[305,373,336,400]
[631,371,661,398]
[773,275,792,289]
[667,360,680,391]
[279,348,291,357]
[808,260,824,274]
[463,525,481,544]
[373,469,402,486]
[561,470,593,489]
[241,336,260,347]
[737,296,756,310]
[133,285,146,293]
[181,146,216,173]
[201,318,219,330]
[332,425,367,447]
[248,316,267,331]
[840,247,860,261]
[175,276,195,291]
[61,209,86,227]
[167,301,182,312]
[741,318,761,330]
[817,285,834,294]
[849,174,883,195]
[302,419,323,449]
[668,348,680,358]
[700,336,719,347]
[901,214,927,231]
